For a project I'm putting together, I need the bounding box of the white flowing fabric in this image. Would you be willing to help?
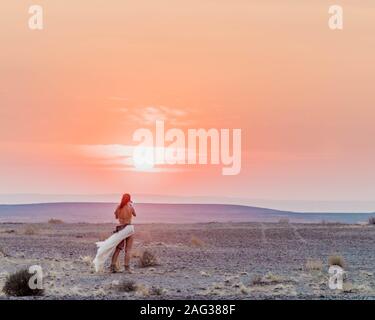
[93,225,135,272]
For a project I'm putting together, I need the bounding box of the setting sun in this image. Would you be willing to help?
[132,147,155,171]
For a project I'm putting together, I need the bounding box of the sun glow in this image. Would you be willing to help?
[132,147,155,171]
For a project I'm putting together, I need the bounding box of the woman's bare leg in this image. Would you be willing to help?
[124,235,134,270]
[111,248,121,271]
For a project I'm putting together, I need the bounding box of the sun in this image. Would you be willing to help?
[132,147,155,171]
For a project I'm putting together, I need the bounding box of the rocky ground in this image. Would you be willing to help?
[0,222,374,299]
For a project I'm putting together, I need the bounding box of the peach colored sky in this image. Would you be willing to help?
[1,1,375,203]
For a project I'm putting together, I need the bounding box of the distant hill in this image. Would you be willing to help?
[1,194,375,213]
[0,202,373,224]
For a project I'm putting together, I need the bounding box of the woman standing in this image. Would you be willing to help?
[93,193,136,273]
[110,193,136,273]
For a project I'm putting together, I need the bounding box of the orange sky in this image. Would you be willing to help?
[1,1,375,204]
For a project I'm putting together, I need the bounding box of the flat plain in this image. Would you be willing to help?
[0,222,374,299]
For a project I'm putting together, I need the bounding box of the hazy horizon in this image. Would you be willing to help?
[1,193,375,213]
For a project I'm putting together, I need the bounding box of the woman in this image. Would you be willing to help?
[93,193,136,273]
[110,193,136,273]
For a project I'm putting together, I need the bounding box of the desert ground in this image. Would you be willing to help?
[0,221,374,299]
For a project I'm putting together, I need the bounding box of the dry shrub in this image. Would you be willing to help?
[278,218,290,224]
[3,229,15,234]
[3,269,44,297]
[250,273,287,286]
[191,235,204,247]
[139,250,158,268]
[80,255,93,266]
[136,284,150,296]
[328,255,345,268]
[238,282,249,294]
[116,280,137,292]
[305,259,323,272]
[368,217,375,225]
[23,225,38,235]
[263,273,286,285]
[150,286,164,296]
[0,246,8,257]
[48,218,64,224]
[343,283,372,294]
[250,275,263,286]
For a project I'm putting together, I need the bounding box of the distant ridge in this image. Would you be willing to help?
[0,194,374,213]
[0,202,373,224]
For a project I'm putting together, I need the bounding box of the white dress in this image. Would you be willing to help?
[93,224,135,272]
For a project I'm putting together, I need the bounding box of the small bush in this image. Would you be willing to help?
[3,229,15,234]
[250,275,264,286]
[80,255,93,266]
[3,269,44,297]
[278,218,290,225]
[263,272,286,285]
[328,255,345,268]
[48,218,64,224]
[250,273,287,286]
[150,286,164,296]
[136,284,150,296]
[0,246,8,257]
[139,250,158,268]
[305,259,323,272]
[116,280,137,292]
[368,217,375,225]
[191,236,204,247]
[23,225,38,235]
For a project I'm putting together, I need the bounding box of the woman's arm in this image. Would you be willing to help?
[114,206,119,219]
[130,203,136,217]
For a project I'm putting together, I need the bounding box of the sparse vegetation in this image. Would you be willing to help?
[328,255,345,268]
[2,229,15,234]
[150,286,164,296]
[116,280,137,292]
[48,218,64,224]
[305,259,323,272]
[80,255,93,266]
[263,272,286,285]
[3,269,44,297]
[139,250,158,268]
[369,217,375,225]
[23,225,38,235]
[191,235,204,247]
[238,282,249,294]
[136,284,150,296]
[0,245,8,257]
[278,218,290,224]
[250,273,287,286]
[250,275,263,286]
